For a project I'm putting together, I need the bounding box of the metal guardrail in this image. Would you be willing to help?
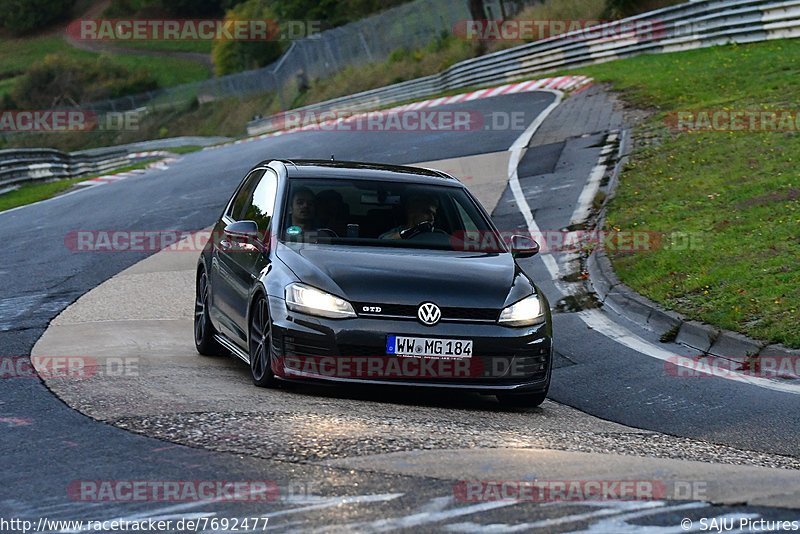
[0,148,129,189]
[247,0,800,135]
[0,135,233,191]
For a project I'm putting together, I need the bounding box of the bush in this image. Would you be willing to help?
[270,0,409,28]
[9,54,158,108]
[0,0,76,35]
[212,0,283,75]
[602,0,685,19]
[105,0,254,18]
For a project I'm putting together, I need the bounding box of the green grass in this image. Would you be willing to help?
[0,35,211,96]
[166,145,204,154]
[577,39,800,348]
[0,160,156,212]
[0,176,90,212]
[118,40,213,54]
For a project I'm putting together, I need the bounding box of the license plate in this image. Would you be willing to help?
[387,335,473,359]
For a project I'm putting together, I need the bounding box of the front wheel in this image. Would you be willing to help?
[249,295,278,388]
[194,269,222,356]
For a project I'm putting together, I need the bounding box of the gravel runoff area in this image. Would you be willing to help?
[110,406,800,470]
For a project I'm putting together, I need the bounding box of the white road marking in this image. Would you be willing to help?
[332,500,520,533]
[506,96,799,395]
[570,161,607,226]
[267,492,404,519]
[444,500,670,533]
[56,484,280,533]
[540,254,561,280]
[507,89,564,241]
[58,506,216,533]
[579,309,800,394]
[567,502,728,533]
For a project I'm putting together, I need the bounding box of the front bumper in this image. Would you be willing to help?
[267,296,552,393]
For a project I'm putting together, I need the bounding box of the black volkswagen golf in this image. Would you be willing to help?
[195,159,552,406]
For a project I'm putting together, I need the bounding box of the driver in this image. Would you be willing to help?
[289,187,317,231]
[380,192,438,240]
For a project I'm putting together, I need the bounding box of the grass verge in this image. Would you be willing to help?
[0,160,157,212]
[0,177,89,212]
[577,39,800,348]
[0,35,211,97]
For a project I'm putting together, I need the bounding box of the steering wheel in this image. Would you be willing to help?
[316,228,339,238]
[400,220,435,240]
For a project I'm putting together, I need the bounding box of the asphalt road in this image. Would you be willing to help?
[1,90,799,531]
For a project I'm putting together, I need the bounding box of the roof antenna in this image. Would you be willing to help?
[330,154,335,161]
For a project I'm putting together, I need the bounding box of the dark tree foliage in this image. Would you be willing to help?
[104,0,410,27]
[0,0,76,35]
[212,0,283,75]
[104,0,239,18]
[602,0,684,19]
[271,0,410,28]
[603,0,637,18]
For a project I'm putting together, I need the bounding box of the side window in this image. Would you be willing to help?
[227,169,265,220]
[455,200,479,233]
[242,169,279,231]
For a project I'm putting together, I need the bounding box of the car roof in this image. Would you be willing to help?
[263,159,462,186]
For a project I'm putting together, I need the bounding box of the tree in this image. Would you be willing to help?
[212,0,284,75]
[603,0,643,19]
[468,0,486,55]
[0,0,76,35]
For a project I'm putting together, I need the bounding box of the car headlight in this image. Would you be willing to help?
[285,283,356,319]
[498,293,545,327]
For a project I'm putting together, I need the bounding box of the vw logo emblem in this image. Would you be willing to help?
[417,302,441,326]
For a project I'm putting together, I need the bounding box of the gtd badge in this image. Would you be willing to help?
[417,302,441,326]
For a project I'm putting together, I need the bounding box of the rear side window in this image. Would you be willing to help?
[227,169,265,220]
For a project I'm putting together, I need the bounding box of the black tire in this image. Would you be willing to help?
[497,391,548,408]
[249,294,278,388]
[194,268,222,356]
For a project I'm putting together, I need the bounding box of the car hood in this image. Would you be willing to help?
[276,243,532,309]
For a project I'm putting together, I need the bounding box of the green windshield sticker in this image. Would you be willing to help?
[286,225,303,236]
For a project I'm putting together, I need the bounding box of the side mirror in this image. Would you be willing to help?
[224,220,259,238]
[509,235,540,258]
[221,221,266,253]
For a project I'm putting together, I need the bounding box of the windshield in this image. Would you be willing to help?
[281,178,506,252]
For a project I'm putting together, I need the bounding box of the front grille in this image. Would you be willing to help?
[338,344,384,358]
[355,302,499,323]
[283,334,333,358]
[332,344,549,383]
